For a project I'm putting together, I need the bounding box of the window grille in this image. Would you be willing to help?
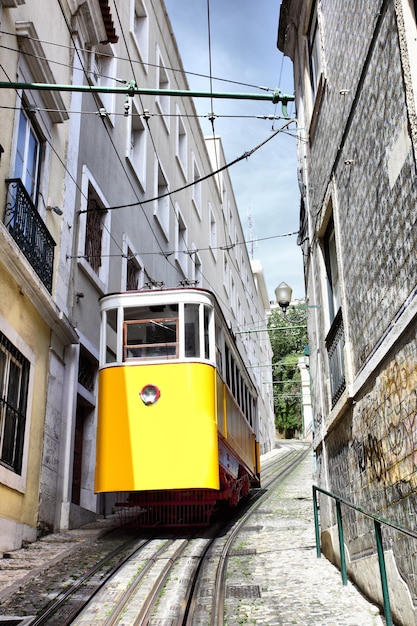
[325,308,346,407]
[85,188,104,274]
[78,349,97,394]
[0,331,29,474]
[127,256,140,290]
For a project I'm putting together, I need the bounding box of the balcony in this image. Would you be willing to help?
[325,307,346,407]
[4,179,55,293]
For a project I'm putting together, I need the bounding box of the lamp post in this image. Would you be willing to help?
[275,282,293,314]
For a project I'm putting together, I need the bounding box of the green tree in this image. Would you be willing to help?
[268,307,308,438]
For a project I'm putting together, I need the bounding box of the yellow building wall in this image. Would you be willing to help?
[0,267,50,531]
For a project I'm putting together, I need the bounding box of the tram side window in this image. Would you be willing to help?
[105,309,118,364]
[224,344,231,387]
[231,358,236,397]
[250,397,255,427]
[204,306,210,359]
[184,303,199,357]
[215,320,222,370]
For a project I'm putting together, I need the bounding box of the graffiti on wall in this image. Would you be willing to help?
[351,348,417,493]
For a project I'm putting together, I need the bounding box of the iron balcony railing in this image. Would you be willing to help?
[313,484,417,626]
[325,307,345,406]
[4,179,55,293]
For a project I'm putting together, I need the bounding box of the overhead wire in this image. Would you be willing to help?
[0,29,280,97]
[0,61,90,239]
[203,0,236,292]
[67,229,298,261]
[97,113,295,211]
[0,22,293,303]
[58,0,202,287]
[109,0,293,328]
[4,3,296,331]
[0,100,293,124]
[112,0,218,291]
[53,0,132,271]
[110,0,179,286]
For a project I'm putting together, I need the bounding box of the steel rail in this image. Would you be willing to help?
[99,538,180,626]
[132,539,190,625]
[30,446,309,625]
[29,535,149,626]
[180,447,306,624]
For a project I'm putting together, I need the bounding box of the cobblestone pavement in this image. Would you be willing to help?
[0,448,385,625]
[224,449,385,625]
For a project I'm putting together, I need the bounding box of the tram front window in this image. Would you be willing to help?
[105,308,118,364]
[124,316,178,359]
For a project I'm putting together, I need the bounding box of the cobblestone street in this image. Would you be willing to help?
[0,449,385,625]
[224,450,384,625]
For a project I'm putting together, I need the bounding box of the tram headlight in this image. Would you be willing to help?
[139,384,161,405]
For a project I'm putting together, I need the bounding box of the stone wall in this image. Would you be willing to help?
[306,0,417,607]
[321,324,417,599]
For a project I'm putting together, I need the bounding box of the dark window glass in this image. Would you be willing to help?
[0,332,29,474]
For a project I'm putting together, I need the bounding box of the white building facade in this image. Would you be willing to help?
[0,0,276,543]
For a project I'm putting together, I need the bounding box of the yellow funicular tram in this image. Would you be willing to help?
[95,288,261,526]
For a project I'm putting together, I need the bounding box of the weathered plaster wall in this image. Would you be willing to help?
[322,325,417,601]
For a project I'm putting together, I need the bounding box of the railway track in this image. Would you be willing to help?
[29,442,310,625]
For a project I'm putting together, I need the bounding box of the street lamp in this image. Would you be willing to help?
[275,282,293,314]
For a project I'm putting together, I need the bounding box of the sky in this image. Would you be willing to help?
[164,0,305,302]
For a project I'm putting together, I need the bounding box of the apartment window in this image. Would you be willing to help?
[126,99,146,189]
[85,186,106,274]
[323,217,340,323]
[90,44,117,122]
[228,204,234,241]
[156,48,170,129]
[323,215,345,405]
[122,235,144,291]
[223,252,230,294]
[191,247,202,286]
[175,205,188,276]
[308,2,322,101]
[78,168,111,290]
[131,0,148,65]
[176,108,187,176]
[13,106,42,203]
[0,331,29,475]
[221,176,227,210]
[126,254,141,290]
[192,156,201,218]
[153,160,169,239]
[209,204,217,258]
[231,276,236,313]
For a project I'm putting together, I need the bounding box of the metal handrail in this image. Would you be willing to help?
[312,485,417,626]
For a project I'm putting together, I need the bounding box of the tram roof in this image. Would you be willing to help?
[99,287,217,310]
